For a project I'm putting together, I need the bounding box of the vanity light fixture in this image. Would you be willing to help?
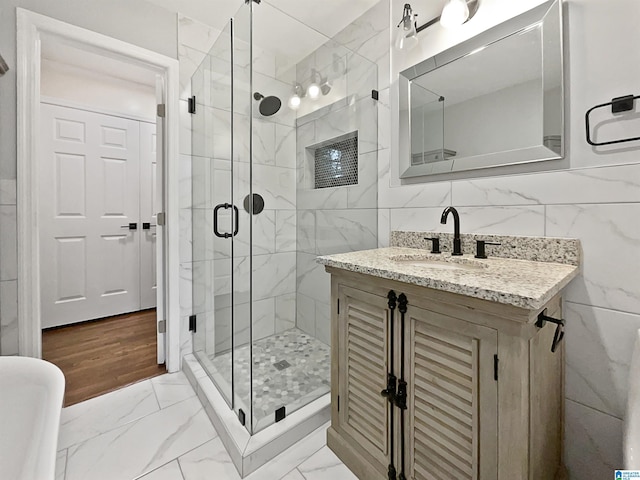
[395,0,480,49]
[307,69,322,99]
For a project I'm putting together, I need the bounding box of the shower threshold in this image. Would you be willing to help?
[183,350,331,477]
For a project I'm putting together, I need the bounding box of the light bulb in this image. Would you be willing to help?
[307,83,321,99]
[288,94,301,110]
[440,0,470,28]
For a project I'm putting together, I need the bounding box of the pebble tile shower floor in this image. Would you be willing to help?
[209,328,330,427]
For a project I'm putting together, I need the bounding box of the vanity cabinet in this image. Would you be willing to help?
[326,268,565,480]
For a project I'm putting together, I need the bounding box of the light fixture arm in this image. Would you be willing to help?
[408,0,479,34]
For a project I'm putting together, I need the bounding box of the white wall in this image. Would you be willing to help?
[0,0,177,355]
[378,0,640,477]
[41,60,157,119]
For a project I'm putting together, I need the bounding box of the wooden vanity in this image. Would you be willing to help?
[319,235,580,480]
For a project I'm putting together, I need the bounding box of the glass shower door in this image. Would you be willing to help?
[191,20,235,407]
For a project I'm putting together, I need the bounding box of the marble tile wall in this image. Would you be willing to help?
[294,1,387,344]
[377,0,640,476]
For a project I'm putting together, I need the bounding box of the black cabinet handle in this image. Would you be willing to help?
[536,312,565,353]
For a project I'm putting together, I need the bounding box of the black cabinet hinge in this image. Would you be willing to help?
[494,354,499,381]
[188,96,196,114]
[189,315,197,333]
[337,395,340,412]
[337,298,340,314]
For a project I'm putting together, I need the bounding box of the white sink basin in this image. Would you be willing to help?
[390,255,487,272]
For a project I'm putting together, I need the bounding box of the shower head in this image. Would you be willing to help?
[253,92,282,116]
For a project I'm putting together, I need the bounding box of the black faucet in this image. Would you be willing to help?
[440,206,462,256]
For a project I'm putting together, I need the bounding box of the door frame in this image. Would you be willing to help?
[16,9,181,372]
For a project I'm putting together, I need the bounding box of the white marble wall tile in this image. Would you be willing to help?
[0,280,18,355]
[297,446,357,480]
[180,209,193,264]
[377,208,390,248]
[298,187,348,211]
[275,210,297,253]
[180,263,193,317]
[275,293,296,333]
[55,450,67,480]
[355,97,379,154]
[59,380,160,450]
[253,252,296,300]
[389,206,546,237]
[179,14,222,55]
[151,372,197,410]
[180,155,192,209]
[65,397,216,480]
[0,179,16,205]
[315,302,331,346]
[296,122,316,187]
[565,302,640,418]
[296,253,330,304]
[379,177,451,209]
[296,293,316,337]
[546,204,640,314]
[139,460,184,480]
[315,209,377,255]
[389,207,452,232]
[192,209,214,261]
[251,164,296,210]
[178,437,241,480]
[297,210,316,254]
[564,399,623,479]
[331,0,389,55]
[180,100,192,156]
[0,206,17,281]
[254,297,276,341]
[275,125,297,169]
[181,315,194,365]
[377,87,391,149]
[452,163,640,207]
[347,151,378,209]
[178,44,205,100]
[191,156,211,209]
[346,53,378,103]
[192,261,213,314]
[253,119,276,166]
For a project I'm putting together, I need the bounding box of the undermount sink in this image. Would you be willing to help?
[390,255,487,272]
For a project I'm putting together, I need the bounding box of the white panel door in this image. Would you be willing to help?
[40,104,141,328]
[139,121,158,310]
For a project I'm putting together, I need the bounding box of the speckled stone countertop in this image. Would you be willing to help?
[317,246,580,311]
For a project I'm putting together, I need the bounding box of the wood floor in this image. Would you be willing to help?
[42,309,166,407]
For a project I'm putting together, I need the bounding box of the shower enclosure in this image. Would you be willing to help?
[190,0,379,436]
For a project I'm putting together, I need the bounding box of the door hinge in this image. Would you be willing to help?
[494,354,499,381]
[337,298,340,314]
[157,212,166,226]
[188,96,196,114]
[157,320,166,334]
[189,315,197,333]
[337,395,340,412]
[157,103,166,118]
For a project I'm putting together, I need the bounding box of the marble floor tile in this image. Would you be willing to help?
[151,372,197,410]
[296,447,358,480]
[138,460,185,480]
[59,380,160,450]
[55,449,67,480]
[65,397,216,480]
[280,469,305,480]
[178,437,241,480]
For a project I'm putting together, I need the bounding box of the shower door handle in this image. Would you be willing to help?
[213,203,239,238]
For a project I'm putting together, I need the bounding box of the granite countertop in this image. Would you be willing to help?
[317,246,580,310]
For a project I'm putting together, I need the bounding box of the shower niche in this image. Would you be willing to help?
[186,0,379,475]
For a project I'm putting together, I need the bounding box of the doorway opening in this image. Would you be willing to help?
[16,9,182,404]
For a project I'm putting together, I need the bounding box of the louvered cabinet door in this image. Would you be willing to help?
[338,286,390,476]
[407,306,498,480]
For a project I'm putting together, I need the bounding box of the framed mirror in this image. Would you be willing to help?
[398,0,564,178]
